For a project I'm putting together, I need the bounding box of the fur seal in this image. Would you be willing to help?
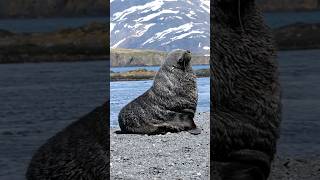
[26,102,109,180]
[211,0,281,179]
[118,49,201,135]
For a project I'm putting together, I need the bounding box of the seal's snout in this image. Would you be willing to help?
[183,50,192,62]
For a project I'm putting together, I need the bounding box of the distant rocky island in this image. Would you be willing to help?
[0,22,320,64]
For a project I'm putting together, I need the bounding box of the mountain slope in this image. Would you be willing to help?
[110,0,210,55]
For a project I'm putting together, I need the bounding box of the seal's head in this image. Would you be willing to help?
[163,49,192,71]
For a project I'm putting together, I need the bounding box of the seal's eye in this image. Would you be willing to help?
[178,58,183,63]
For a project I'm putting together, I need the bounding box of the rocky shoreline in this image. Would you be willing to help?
[0,22,320,64]
[110,48,209,67]
[274,23,320,50]
[0,22,108,63]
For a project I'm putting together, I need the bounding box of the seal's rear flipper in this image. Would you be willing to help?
[219,162,265,180]
[188,128,201,135]
[219,149,271,180]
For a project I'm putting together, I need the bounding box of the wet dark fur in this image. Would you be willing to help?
[26,102,109,180]
[118,49,199,135]
[211,0,281,179]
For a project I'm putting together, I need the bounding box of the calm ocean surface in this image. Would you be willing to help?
[0,11,320,32]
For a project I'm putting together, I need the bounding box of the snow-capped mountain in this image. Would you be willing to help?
[110,0,210,55]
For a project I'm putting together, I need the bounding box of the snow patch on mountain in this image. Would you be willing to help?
[110,0,210,54]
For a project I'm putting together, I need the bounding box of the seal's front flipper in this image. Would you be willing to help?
[114,130,126,134]
[188,128,201,135]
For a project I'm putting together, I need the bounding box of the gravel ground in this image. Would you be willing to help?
[110,111,320,180]
[270,156,320,180]
[110,112,210,180]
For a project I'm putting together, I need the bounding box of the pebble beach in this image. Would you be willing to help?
[110,112,210,180]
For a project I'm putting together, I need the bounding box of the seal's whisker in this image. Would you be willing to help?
[238,0,245,32]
